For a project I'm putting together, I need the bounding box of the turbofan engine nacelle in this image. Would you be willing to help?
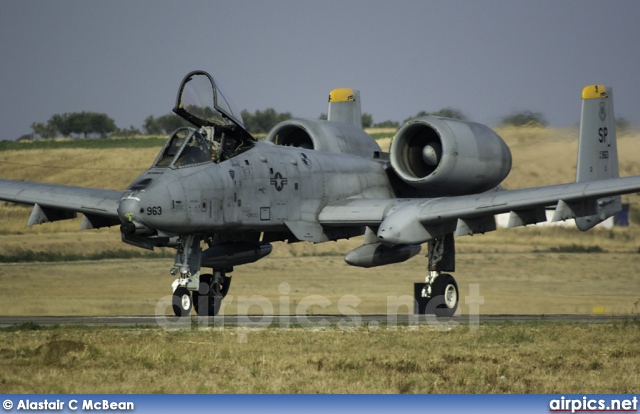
[389,117,512,195]
[265,118,381,158]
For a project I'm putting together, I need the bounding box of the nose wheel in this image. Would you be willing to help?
[172,286,193,317]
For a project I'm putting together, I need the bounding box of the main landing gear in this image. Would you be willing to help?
[172,271,232,316]
[169,234,231,317]
[414,234,459,317]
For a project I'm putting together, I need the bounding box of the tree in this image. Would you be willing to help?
[616,117,630,133]
[156,114,191,134]
[403,108,467,124]
[361,113,373,128]
[113,126,142,137]
[30,122,56,139]
[143,115,163,135]
[430,108,467,120]
[49,114,73,137]
[500,110,547,128]
[66,112,89,137]
[87,112,117,138]
[143,114,190,135]
[60,112,117,138]
[241,108,291,134]
[373,120,399,128]
[31,112,117,138]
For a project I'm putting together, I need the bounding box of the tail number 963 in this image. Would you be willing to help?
[146,206,162,216]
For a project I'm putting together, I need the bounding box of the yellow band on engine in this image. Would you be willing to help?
[582,85,607,100]
[329,88,355,102]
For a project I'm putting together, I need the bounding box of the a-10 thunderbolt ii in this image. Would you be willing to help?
[1,71,639,317]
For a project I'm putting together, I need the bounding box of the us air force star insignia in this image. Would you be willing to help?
[270,172,288,191]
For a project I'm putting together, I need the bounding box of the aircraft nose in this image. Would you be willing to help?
[118,195,151,235]
[119,196,139,220]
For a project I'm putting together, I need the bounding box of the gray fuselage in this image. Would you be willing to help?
[121,141,393,241]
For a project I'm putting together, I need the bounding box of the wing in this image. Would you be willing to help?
[321,84,640,246]
[319,175,640,246]
[0,179,122,229]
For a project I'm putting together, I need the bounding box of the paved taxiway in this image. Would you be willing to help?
[0,314,635,328]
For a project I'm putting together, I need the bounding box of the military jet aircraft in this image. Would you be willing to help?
[1,71,639,317]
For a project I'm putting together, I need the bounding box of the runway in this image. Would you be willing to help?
[0,314,635,328]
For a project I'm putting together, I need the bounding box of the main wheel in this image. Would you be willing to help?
[430,274,458,317]
[172,286,192,316]
[193,273,224,316]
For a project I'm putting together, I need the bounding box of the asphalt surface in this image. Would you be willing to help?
[0,314,636,329]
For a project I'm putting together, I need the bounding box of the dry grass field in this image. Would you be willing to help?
[1,127,640,394]
[0,127,639,316]
[0,323,639,393]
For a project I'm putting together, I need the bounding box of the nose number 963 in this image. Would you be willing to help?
[146,206,162,216]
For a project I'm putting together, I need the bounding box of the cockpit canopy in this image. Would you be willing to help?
[153,71,256,168]
[173,70,253,141]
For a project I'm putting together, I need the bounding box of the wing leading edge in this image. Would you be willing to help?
[320,84,640,246]
[319,175,640,246]
[0,179,122,229]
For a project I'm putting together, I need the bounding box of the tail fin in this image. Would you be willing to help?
[328,88,362,128]
[575,85,621,230]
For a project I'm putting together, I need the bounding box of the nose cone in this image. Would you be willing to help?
[119,196,141,223]
[118,195,151,235]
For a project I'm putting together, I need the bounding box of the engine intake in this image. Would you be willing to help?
[389,117,512,195]
[265,118,381,158]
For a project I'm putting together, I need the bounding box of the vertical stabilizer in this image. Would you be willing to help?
[328,88,362,128]
[575,85,621,230]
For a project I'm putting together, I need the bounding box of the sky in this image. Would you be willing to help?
[1,0,639,139]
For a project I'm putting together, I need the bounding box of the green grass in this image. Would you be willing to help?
[0,322,638,393]
[547,244,607,253]
[0,137,167,151]
[0,248,172,263]
[530,244,609,254]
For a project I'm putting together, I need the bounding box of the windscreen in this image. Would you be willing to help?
[153,128,211,168]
